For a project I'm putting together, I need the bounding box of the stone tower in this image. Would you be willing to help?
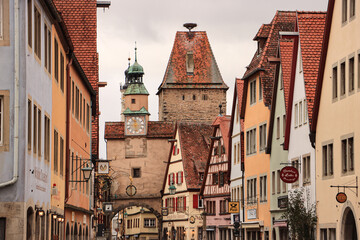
[157,23,228,123]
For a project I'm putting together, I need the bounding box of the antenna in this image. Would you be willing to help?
[134,41,137,62]
[183,23,197,32]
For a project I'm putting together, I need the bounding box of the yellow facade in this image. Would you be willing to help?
[50,26,68,237]
[243,74,271,239]
[315,0,360,239]
[123,206,158,240]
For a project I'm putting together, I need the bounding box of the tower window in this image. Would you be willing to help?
[182,95,185,100]
[186,51,194,73]
[202,94,208,100]
[131,99,136,104]
[132,168,141,178]
[193,95,196,100]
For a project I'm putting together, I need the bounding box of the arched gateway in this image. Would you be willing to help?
[104,48,175,240]
[342,207,358,240]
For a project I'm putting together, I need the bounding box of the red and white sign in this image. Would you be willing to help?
[280,166,299,183]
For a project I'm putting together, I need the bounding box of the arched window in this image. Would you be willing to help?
[66,222,70,240]
[26,207,34,240]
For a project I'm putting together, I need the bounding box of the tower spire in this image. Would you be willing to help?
[134,41,137,62]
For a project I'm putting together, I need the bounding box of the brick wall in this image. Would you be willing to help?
[159,88,227,123]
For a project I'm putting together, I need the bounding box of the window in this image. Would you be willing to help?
[259,78,263,100]
[86,103,90,133]
[277,170,281,194]
[37,109,41,156]
[75,87,79,120]
[132,168,141,178]
[272,171,275,194]
[343,0,348,23]
[28,0,32,47]
[299,101,303,126]
[342,136,354,173]
[176,227,185,240]
[169,173,175,185]
[304,100,308,124]
[350,0,355,18]
[219,171,225,187]
[34,6,41,59]
[131,98,135,104]
[247,178,257,204]
[33,105,37,154]
[28,99,32,150]
[358,54,360,90]
[282,175,286,193]
[79,93,82,124]
[237,142,240,164]
[202,94,208,100]
[54,38,58,82]
[259,175,267,202]
[294,103,298,127]
[246,128,256,155]
[303,155,311,185]
[259,123,266,151]
[333,66,338,99]
[349,57,354,93]
[144,218,156,228]
[206,200,216,215]
[166,198,175,213]
[60,52,64,92]
[340,61,346,96]
[234,144,237,164]
[182,95,185,100]
[176,171,183,184]
[53,130,58,173]
[186,51,194,73]
[291,159,299,187]
[276,117,280,139]
[192,95,196,100]
[60,137,64,176]
[220,200,228,214]
[322,143,333,176]
[71,81,74,114]
[212,173,218,185]
[176,196,186,212]
[283,115,286,137]
[44,23,51,73]
[44,115,50,161]
[250,79,256,105]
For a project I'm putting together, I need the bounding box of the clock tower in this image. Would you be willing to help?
[122,46,150,136]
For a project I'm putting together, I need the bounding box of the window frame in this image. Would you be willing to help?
[33,4,41,59]
[249,79,257,105]
[332,64,338,100]
[349,55,355,94]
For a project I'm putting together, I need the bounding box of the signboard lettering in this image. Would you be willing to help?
[228,201,240,213]
[280,166,299,183]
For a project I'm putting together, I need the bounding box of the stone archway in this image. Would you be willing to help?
[342,207,358,240]
[109,201,163,240]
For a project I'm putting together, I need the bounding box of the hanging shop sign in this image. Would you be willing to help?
[336,192,347,203]
[98,161,109,174]
[228,202,240,213]
[280,166,299,183]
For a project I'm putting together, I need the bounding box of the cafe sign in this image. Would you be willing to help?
[280,166,299,183]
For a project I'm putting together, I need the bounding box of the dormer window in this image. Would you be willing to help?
[186,51,194,73]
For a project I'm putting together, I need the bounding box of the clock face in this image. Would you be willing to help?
[126,116,145,135]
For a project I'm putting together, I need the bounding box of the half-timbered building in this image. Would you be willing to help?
[200,116,232,240]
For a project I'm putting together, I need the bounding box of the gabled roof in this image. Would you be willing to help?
[104,121,175,139]
[241,11,297,111]
[311,0,335,138]
[178,122,213,189]
[200,116,231,195]
[297,11,327,127]
[157,31,228,93]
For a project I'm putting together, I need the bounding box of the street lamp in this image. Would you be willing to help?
[169,185,176,195]
[82,165,93,181]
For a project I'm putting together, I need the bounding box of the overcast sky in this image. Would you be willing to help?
[96,0,328,158]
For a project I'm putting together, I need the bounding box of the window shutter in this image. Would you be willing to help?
[173,198,175,211]
[165,199,168,207]
[168,174,170,185]
[176,197,178,211]
[183,196,186,211]
[172,173,175,184]
[176,172,178,184]
[173,145,176,155]
[181,171,184,183]
[177,148,180,155]
[193,194,199,209]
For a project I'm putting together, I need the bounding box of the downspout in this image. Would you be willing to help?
[0,0,19,188]
[64,56,73,202]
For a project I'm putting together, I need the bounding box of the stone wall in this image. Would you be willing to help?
[158,88,227,123]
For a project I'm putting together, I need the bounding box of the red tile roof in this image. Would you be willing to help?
[104,121,175,139]
[242,11,297,107]
[157,31,228,93]
[53,0,100,156]
[279,39,295,112]
[178,122,213,189]
[212,115,231,154]
[297,11,327,126]
[254,24,271,40]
